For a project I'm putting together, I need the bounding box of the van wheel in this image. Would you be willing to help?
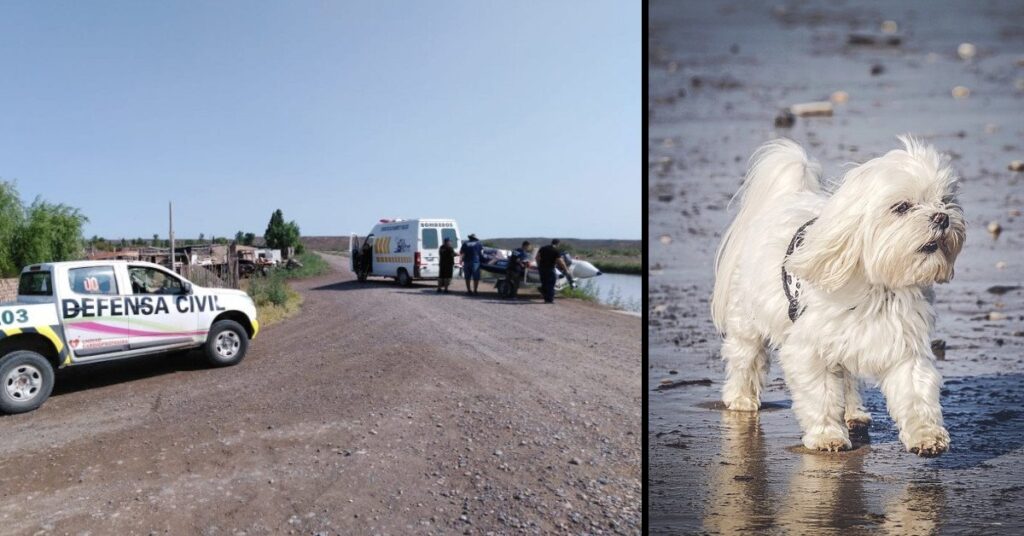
[397,268,412,287]
[205,320,249,367]
[0,351,55,414]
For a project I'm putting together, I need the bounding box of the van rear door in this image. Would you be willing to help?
[419,226,440,278]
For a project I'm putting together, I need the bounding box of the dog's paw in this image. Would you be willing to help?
[906,427,950,457]
[845,412,872,436]
[724,396,760,412]
[803,428,852,452]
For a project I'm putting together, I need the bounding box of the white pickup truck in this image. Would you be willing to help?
[1,260,259,414]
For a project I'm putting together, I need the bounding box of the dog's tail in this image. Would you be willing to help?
[711,139,822,332]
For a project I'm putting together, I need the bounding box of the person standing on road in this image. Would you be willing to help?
[460,233,484,295]
[535,239,573,303]
[438,237,456,293]
[360,239,373,277]
[506,241,531,298]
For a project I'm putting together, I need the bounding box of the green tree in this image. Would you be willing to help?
[234,230,244,243]
[264,209,302,252]
[12,199,88,269]
[243,232,256,246]
[0,182,24,276]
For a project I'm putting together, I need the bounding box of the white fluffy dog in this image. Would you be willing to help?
[711,136,965,456]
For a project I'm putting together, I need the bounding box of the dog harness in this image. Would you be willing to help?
[781,218,817,322]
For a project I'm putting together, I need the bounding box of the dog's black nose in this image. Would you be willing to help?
[932,213,949,230]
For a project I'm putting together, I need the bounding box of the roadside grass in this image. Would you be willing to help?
[558,279,600,302]
[243,271,303,328]
[282,252,330,279]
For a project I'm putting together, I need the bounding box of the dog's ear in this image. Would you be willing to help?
[786,211,863,292]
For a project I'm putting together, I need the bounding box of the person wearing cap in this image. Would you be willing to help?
[437,237,456,293]
[535,239,572,303]
[459,233,484,295]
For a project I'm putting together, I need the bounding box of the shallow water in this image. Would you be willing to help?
[588,273,641,312]
[648,0,1024,533]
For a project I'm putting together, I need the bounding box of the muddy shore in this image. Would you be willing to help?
[649,1,1024,533]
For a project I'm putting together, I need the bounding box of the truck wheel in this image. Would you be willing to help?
[204,320,249,367]
[0,351,55,414]
[396,268,412,287]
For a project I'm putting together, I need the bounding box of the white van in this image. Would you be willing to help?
[350,218,461,286]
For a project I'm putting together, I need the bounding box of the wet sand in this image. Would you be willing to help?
[648,1,1024,533]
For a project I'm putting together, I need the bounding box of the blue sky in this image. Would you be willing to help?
[0,1,638,241]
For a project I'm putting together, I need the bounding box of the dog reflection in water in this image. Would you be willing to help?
[703,410,945,534]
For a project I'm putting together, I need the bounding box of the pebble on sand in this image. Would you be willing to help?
[790,101,833,117]
[987,221,1002,236]
[958,42,977,60]
[659,234,673,245]
[881,20,899,34]
[1009,160,1024,172]
[988,312,1007,322]
[774,109,796,128]
[830,90,850,104]
[952,86,971,99]
[996,261,1008,270]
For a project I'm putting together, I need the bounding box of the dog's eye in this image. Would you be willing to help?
[891,201,912,214]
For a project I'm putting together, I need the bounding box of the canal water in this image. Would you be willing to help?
[585,272,641,313]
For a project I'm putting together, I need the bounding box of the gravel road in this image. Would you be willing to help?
[0,254,640,535]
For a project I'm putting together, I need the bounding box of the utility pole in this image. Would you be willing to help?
[169,201,175,271]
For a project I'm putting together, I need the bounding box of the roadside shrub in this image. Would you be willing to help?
[558,279,599,301]
[247,271,289,306]
[283,252,329,280]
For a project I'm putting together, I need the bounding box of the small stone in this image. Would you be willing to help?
[988,311,1007,321]
[957,42,977,60]
[870,64,885,76]
[774,109,796,128]
[569,457,582,465]
[952,86,971,99]
[659,235,672,245]
[996,261,1008,270]
[790,101,833,116]
[669,369,679,375]
[653,304,667,314]
[830,90,849,104]
[1009,160,1024,172]
[987,221,1002,236]
[881,20,899,34]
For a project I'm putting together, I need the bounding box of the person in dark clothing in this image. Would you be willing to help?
[437,237,456,293]
[459,233,484,294]
[359,240,373,280]
[505,241,531,298]
[535,239,573,303]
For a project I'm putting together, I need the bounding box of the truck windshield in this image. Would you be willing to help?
[18,271,53,296]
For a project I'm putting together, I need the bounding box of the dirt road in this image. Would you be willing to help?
[0,254,640,535]
[649,0,1024,534]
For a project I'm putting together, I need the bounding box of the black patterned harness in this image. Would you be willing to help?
[781,218,817,322]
